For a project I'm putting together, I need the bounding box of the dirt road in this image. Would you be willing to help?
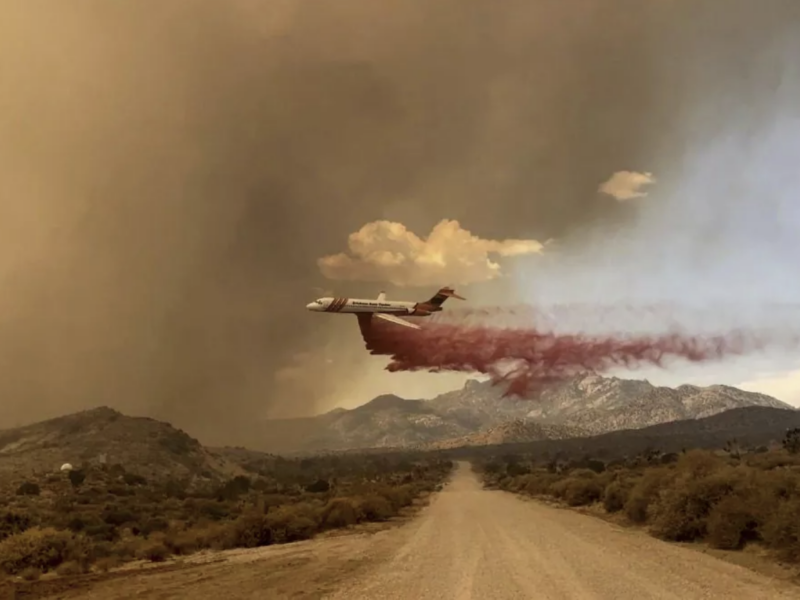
[36,462,800,599]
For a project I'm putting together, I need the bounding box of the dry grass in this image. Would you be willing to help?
[477,444,800,565]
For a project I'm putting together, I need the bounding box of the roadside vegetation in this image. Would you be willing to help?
[475,429,800,564]
[0,452,452,581]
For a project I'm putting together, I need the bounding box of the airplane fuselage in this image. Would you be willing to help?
[306,297,437,316]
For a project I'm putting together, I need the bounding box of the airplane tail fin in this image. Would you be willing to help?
[426,286,466,307]
[377,291,386,301]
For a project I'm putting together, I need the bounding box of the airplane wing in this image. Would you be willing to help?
[374,313,420,329]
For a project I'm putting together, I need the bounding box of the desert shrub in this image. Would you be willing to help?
[760,498,800,562]
[320,499,358,529]
[16,482,40,496]
[123,473,147,486]
[783,428,800,454]
[758,468,799,499]
[103,509,138,527]
[706,494,760,550]
[90,541,114,558]
[163,530,202,555]
[676,450,726,478]
[110,538,145,560]
[0,512,32,542]
[523,472,560,495]
[138,541,170,562]
[163,478,189,500]
[547,478,570,500]
[378,485,415,511]
[190,499,230,521]
[568,458,605,474]
[217,476,251,501]
[158,431,197,456]
[649,465,739,542]
[483,461,502,475]
[602,481,631,513]
[507,463,530,477]
[356,495,395,522]
[94,556,122,572]
[139,518,170,537]
[624,469,672,523]
[20,567,41,581]
[68,470,87,488]
[83,523,119,542]
[226,512,274,549]
[262,494,293,512]
[562,476,604,507]
[0,527,93,575]
[56,560,83,576]
[304,479,331,493]
[266,509,317,544]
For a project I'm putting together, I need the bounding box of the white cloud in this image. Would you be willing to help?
[318,219,544,287]
[598,170,656,201]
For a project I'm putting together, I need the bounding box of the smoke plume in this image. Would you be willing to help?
[3,0,800,442]
[358,306,800,397]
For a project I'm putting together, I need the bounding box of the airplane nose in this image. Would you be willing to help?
[306,302,317,310]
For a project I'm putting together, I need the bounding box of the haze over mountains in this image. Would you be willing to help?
[0,373,798,485]
[253,373,793,453]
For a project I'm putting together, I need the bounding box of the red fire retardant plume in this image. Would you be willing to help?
[357,314,764,397]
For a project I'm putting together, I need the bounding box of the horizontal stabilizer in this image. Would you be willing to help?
[374,313,420,329]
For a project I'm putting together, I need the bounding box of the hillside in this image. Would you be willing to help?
[254,374,793,452]
[445,405,800,461]
[0,406,251,484]
[257,395,475,453]
[430,419,590,450]
[530,374,791,434]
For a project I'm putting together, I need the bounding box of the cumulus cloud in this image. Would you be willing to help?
[598,170,656,201]
[318,219,544,287]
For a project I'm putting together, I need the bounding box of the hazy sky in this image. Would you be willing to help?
[2,1,800,444]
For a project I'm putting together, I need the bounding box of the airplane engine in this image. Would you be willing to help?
[411,308,431,316]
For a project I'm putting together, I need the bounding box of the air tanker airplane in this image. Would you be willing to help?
[306,286,465,329]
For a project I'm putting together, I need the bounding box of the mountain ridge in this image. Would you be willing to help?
[251,374,793,452]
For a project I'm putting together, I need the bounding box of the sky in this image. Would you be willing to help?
[1,1,800,444]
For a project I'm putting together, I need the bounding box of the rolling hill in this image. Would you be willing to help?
[0,406,255,484]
